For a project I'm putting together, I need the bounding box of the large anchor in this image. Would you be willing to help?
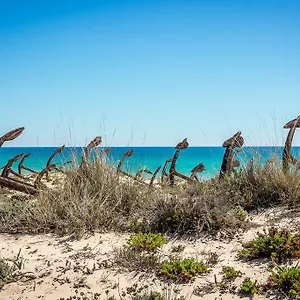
[169,138,205,186]
[283,116,300,172]
[220,131,244,178]
[0,128,38,195]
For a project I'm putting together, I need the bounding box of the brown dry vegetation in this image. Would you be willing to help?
[0,155,300,238]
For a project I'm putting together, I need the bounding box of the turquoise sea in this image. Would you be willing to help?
[0,147,300,179]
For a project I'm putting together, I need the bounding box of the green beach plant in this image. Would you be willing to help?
[266,265,300,297]
[132,291,184,300]
[240,278,258,295]
[160,258,209,283]
[238,227,300,262]
[128,232,167,252]
[0,250,25,290]
[221,266,242,281]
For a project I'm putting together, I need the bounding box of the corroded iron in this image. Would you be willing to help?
[0,127,24,147]
[46,145,65,168]
[169,138,191,186]
[161,158,172,183]
[1,153,24,178]
[116,150,152,186]
[190,163,205,181]
[149,166,161,187]
[0,176,37,195]
[80,136,102,167]
[220,131,244,178]
[117,149,134,173]
[34,164,56,188]
[283,116,300,172]
[18,153,38,175]
[0,127,38,195]
[45,145,65,179]
[135,169,152,180]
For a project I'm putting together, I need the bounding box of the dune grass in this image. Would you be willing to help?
[0,155,299,237]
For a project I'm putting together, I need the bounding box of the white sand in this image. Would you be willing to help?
[1,206,300,300]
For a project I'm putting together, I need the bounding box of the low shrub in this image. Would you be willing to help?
[0,250,24,290]
[240,278,258,295]
[160,258,209,283]
[132,291,184,300]
[238,227,300,262]
[128,232,167,252]
[2,154,300,238]
[221,266,242,281]
[266,265,300,297]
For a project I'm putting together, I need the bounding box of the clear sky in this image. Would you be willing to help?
[0,0,299,147]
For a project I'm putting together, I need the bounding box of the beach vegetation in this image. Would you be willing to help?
[113,246,161,273]
[0,250,24,290]
[238,227,300,262]
[128,232,167,252]
[221,266,242,281]
[265,265,300,297]
[1,154,300,239]
[160,258,209,283]
[132,291,184,300]
[239,278,258,295]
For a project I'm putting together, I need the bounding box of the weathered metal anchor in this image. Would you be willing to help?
[1,153,24,178]
[18,153,39,175]
[0,127,38,195]
[161,158,172,183]
[283,116,300,173]
[169,138,195,186]
[80,136,102,168]
[190,163,205,181]
[220,131,244,178]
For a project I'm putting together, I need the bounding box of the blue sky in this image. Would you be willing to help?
[0,0,299,146]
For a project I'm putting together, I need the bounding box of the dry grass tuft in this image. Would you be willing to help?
[0,155,300,237]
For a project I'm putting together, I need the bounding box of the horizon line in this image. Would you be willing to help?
[1,145,299,148]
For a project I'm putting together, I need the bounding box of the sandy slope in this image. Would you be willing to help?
[1,207,300,300]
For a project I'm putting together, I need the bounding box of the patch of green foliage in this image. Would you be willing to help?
[128,232,167,252]
[266,265,300,297]
[132,292,165,300]
[240,278,258,295]
[221,266,242,281]
[113,233,167,273]
[161,258,209,283]
[238,227,300,262]
[0,250,24,290]
[132,291,184,300]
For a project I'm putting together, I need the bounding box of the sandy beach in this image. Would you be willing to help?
[1,205,299,300]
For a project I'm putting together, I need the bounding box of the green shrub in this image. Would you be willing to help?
[128,232,167,252]
[132,291,184,300]
[0,250,24,290]
[238,227,300,262]
[240,278,258,295]
[161,258,209,283]
[132,292,164,300]
[266,265,300,297]
[221,266,242,281]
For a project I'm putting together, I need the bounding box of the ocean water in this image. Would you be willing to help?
[0,146,300,179]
